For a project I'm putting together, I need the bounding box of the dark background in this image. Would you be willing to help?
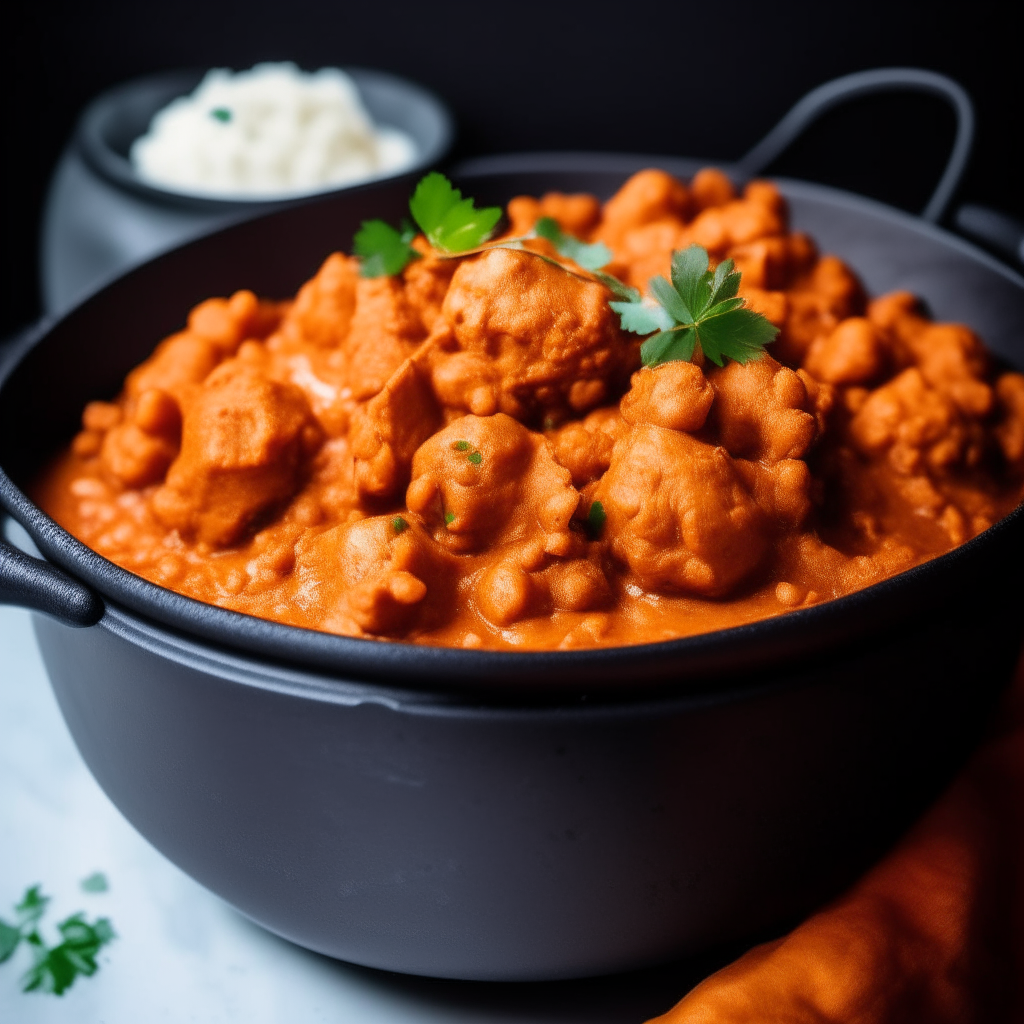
[3,0,1021,340]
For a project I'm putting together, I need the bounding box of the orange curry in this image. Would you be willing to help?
[36,169,1024,650]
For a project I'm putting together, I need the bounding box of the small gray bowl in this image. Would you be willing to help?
[40,66,454,315]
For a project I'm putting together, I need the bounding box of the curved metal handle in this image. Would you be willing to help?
[736,68,975,223]
[954,204,1024,267]
[0,534,103,627]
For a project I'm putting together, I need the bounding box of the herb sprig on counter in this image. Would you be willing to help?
[612,245,779,367]
[0,882,115,996]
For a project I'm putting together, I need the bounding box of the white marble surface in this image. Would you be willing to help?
[0,603,725,1023]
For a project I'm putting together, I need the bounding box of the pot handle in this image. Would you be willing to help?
[953,204,1024,268]
[735,68,975,224]
[0,532,104,627]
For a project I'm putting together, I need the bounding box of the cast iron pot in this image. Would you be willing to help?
[3,155,1024,982]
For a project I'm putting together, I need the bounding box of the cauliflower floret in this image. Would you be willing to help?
[152,362,321,545]
[350,356,442,500]
[804,317,888,386]
[100,388,181,489]
[869,294,994,418]
[292,514,453,637]
[406,413,581,555]
[402,251,458,335]
[436,247,635,421]
[124,332,222,405]
[593,169,691,249]
[995,372,1024,470]
[708,356,819,463]
[848,367,986,476]
[506,192,602,237]
[474,552,610,627]
[776,256,867,364]
[342,274,430,400]
[595,425,767,597]
[186,290,279,354]
[620,362,715,432]
[278,253,359,349]
[689,168,736,212]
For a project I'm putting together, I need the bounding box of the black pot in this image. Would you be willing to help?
[2,156,1024,981]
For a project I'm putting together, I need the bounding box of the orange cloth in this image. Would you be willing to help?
[648,659,1024,1023]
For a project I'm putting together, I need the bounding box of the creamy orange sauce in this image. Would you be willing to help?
[35,169,1024,650]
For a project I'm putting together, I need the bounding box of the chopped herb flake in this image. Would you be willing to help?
[1,884,115,996]
[391,516,409,534]
[210,107,232,123]
[444,511,455,525]
[586,501,606,539]
[467,451,482,465]
[79,874,108,894]
[453,440,472,451]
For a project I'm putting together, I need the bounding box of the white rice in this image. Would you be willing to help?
[130,62,418,199]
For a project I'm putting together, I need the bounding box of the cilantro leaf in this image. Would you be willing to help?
[409,172,502,254]
[649,275,693,324]
[2,884,115,997]
[353,218,419,278]
[21,913,115,996]
[670,245,712,318]
[15,887,49,929]
[0,919,20,963]
[640,327,698,368]
[696,306,781,367]
[533,217,613,272]
[615,243,778,368]
[609,298,673,335]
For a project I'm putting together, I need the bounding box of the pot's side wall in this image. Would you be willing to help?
[31,598,1021,981]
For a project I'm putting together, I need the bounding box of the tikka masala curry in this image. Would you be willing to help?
[37,169,1024,650]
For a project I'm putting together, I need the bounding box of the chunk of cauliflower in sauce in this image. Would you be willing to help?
[37,169,1024,651]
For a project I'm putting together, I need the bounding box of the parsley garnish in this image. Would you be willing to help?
[534,218,612,272]
[585,501,606,539]
[530,218,636,299]
[453,440,472,451]
[612,245,778,367]
[409,172,502,255]
[1,883,115,996]
[355,173,502,277]
[210,107,232,123]
[467,451,482,465]
[444,511,455,525]
[353,218,419,279]
[391,516,409,534]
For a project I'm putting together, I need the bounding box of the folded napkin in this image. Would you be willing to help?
[648,657,1024,1023]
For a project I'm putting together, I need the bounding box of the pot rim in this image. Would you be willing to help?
[75,66,454,212]
[3,163,1023,699]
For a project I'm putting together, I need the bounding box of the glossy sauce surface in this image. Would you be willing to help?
[36,169,1024,650]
